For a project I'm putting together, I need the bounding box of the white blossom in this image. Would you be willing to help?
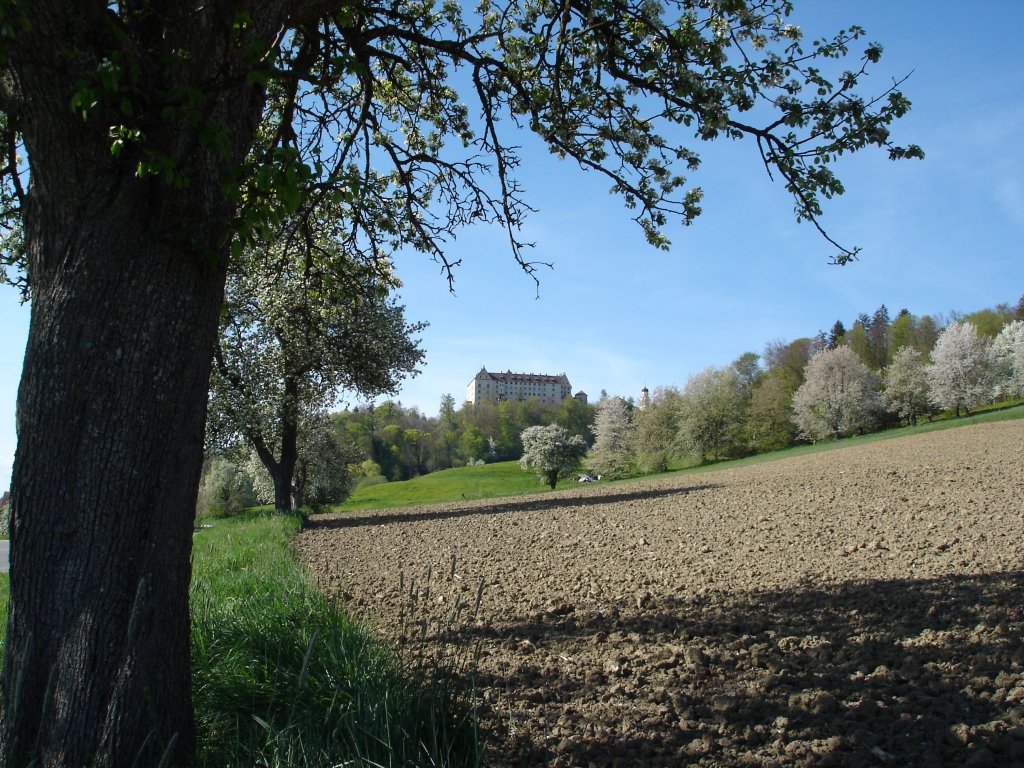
[925,321,993,415]
[991,320,1024,399]
[588,397,636,478]
[677,366,745,461]
[519,424,587,489]
[882,346,931,424]
[792,346,881,441]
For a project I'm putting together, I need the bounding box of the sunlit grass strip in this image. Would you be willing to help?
[333,460,559,513]
[191,510,479,768]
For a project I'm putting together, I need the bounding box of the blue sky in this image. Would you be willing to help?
[2,1,1023,489]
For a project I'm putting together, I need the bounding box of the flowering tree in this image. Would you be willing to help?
[245,413,360,510]
[519,425,588,490]
[208,208,425,512]
[195,458,257,519]
[882,346,931,425]
[677,366,745,461]
[991,320,1024,399]
[925,321,993,416]
[792,346,882,441]
[588,397,636,479]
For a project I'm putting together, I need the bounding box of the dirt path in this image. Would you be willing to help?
[296,421,1024,767]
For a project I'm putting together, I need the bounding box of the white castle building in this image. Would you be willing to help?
[466,367,584,407]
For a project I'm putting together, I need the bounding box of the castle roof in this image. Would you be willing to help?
[472,367,570,385]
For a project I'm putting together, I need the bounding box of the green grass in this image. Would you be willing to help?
[332,403,1024,513]
[191,510,479,767]
[332,460,569,512]
[0,516,479,767]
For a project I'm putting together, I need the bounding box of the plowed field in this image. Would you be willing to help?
[296,420,1024,767]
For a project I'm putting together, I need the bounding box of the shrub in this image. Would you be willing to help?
[196,458,257,519]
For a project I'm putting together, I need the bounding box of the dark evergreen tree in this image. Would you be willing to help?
[868,304,892,369]
[827,320,847,349]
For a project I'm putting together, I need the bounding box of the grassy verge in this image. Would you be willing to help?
[191,510,479,767]
[0,515,479,767]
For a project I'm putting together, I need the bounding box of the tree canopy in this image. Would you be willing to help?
[792,346,881,441]
[925,321,993,417]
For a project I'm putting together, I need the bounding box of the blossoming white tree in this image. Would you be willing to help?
[519,425,588,490]
[588,397,636,479]
[792,346,882,441]
[925,321,993,416]
[208,208,425,512]
[677,366,745,462]
[991,320,1024,399]
[882,346,931,425]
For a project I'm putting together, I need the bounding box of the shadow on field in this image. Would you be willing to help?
[308,483,720,530]
[458,570,1024,767]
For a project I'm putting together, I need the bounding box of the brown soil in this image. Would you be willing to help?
[296,421,1024,767]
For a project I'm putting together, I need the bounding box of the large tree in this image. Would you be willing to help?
[0,1,920,763]
[888,308,918,361]
[633,385,683,473]
[881,346,930,425]
[746,368,799,451]
[925,321,993,417]
[208,206,424,512]
[588,396,636,478]
[991,320,1024,400]
[677,366,745,462]
[792,346,882,441]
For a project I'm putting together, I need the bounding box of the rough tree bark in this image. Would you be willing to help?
[274,375,301,512]
[0,4,288,765]
[2,175,227,767]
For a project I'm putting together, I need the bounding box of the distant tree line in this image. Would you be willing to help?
[198,388,595,513]
[583,295,1024,479]
[331,394,596,483]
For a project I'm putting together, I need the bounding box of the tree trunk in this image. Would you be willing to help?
[0,5,288,764]
[269,380,300,512]
[1,177,226,765]
[273,460,296,513]
[292,461,307,510]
